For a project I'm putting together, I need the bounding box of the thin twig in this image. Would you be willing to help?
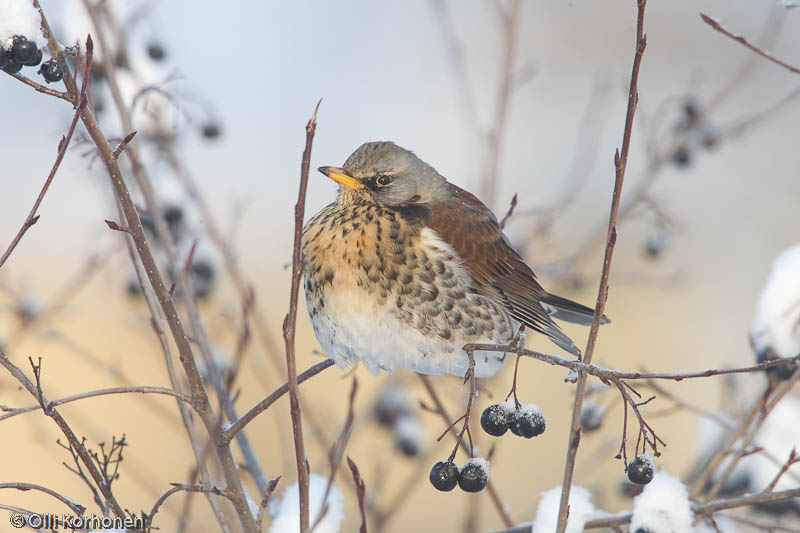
[0,482,86,515]
[282,99,322,533]
[146,483,230,533]
[555,2,647,531]
[0,89,87,270]
[4,71,74,102]
[418,375,513,527]
[764,448,799,492]
[0,353,125,518]
[220,358,335,445]
[0,384,191,422]
[255,477,282,531]
[32,5,251,528]
[700,13,800,75]
[347,457,368,533]
[311,378,358,531]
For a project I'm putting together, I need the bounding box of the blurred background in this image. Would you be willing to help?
[1,0,799,531]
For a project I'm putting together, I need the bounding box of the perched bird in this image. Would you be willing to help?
[302,142,607,378]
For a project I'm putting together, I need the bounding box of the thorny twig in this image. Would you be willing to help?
[556,1,647,530]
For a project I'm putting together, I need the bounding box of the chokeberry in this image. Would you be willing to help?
[202,122,221,139]
[11,36,38,65]
[458,458,489,493]
[480,404,513,437]
[40,59,63,83]
[580,401,604,432]
[757,348,798,382]
[511,405,546,438]
[23,48,42,67]
[147,42,166,61]
[627,455,654,485]
[3,57,23,74]
[429,460,459,492]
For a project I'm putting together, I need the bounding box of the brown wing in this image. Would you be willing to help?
[426,185,581,356]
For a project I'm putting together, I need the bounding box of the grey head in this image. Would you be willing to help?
[318,142,450,206]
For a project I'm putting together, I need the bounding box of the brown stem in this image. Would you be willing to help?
[418,375,513,527]
[555,2,647,531]
[700,13,800,75]
[0,353,126,518]
[283,99,322,533]
[0,80,87,270]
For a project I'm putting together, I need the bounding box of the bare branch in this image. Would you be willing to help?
[347,457,368,533]
[282,98,322,533]
[0,482,86,515]
[556,2,648,530]
[700,13,800,75]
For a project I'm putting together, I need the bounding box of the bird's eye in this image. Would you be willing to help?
[376,175,392,186]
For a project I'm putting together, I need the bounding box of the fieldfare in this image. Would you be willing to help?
[302,142,608,378]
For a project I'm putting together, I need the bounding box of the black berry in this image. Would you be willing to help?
[202,122,221,139]
[429,460,459,492]
[627,455,654,485]
[23,48,42,67]
[3,57,23,74]
[480,404,513,437]
[458,458,489,493]
[11,36,38,65]
[40,59,63,83]
[0,48,8,69]
[757,348,798,382]
[511,407,546,438]
[580,401,604,432]
[191,260,214,282]
[147,42,165,61]
[671,145,691,167]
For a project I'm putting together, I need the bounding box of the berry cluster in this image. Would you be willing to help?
[429,458,489,493]
[627,454,655,485]
[1,35,62,83]
[480,399,546,439]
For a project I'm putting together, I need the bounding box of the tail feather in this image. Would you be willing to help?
[540,293,611,326]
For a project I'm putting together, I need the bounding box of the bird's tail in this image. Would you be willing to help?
[540,293,611,326]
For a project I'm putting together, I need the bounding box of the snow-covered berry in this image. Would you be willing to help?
[628,455,655,485]
[458,458,489,493]
[393,415,422,457]
[580,401,604,432]
[480,403,513,437]
[429,460,459,492]
[11,36,37,65]
[40,58,63,83]
[511,404,546,438]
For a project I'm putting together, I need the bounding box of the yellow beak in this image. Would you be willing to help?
[318,166,365,190]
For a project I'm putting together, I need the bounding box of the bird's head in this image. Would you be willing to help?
[318,142,449,207]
